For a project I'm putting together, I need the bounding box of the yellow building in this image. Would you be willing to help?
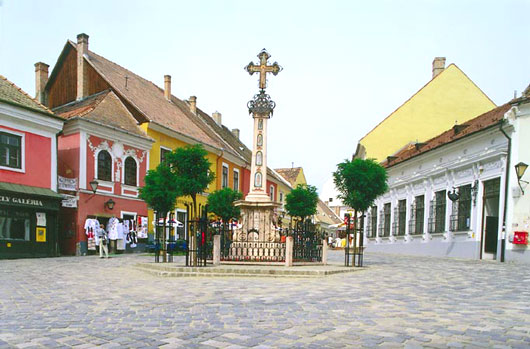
[355,57,496,162]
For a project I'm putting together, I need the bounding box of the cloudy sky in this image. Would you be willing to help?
[1,0,529,194]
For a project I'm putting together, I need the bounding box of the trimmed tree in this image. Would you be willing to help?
[165,144,215,220]
[333,158,388,237]
[139,162,179,261]
[207,187,243,224]
[285,184,319,224]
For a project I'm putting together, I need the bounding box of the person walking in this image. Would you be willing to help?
[98,223,109,258]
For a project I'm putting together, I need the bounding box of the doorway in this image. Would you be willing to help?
[481,178,500,260]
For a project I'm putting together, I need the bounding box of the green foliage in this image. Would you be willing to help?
[165,144,215,218]
[139,162,179,215]
[207,187,243,222]
[285,184,319,222]
[333,158,388,212]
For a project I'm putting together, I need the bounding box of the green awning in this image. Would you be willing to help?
[0,182,62,199]
[0,182,62,211]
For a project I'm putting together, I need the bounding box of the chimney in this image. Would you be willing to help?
[212,111,222,126]
[189,96,197,114]
[231,128,240,139]
[76,33,89,100]
[432,57,446,79]
[164,75,171,101]
[34,62,49,105]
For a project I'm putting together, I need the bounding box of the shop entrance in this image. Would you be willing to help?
[481,178,501,260]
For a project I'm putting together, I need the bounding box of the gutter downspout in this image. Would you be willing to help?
[499,119,511,263]
[216,149,224,189]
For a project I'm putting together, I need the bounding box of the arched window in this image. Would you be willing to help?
[257,134,263,146]
[124,157,137,186]
[97,150,112,182]
[256,151,263,166]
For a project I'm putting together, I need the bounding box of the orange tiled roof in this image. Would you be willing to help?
[274,167,302,186]
[382,103,512,168]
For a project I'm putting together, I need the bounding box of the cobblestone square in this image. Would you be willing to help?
[1,251,529,348]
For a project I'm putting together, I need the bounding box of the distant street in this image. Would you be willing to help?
[1,251,529,348]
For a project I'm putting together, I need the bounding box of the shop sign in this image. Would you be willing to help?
[58,176,77,191]
[61,194,78,208]
[0,195,44,207]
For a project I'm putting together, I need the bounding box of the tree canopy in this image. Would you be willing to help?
[139,161,179,216]
[165,144,215,218]
[285,184,319,222]
[207,187,243,223]
[333,158,388,212]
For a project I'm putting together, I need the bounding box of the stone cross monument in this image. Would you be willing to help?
[229,50,284,260]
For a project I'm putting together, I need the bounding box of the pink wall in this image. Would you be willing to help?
[58,133,80,181]
[0,125,52,189]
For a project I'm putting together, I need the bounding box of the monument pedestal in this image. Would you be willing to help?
[227,199,285,261]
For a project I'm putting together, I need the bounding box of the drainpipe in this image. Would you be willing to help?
[499,119,511,263]
[216,149,224,189]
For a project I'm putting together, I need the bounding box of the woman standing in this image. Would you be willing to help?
[98,224,109,258]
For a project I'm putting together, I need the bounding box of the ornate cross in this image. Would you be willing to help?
[245,49,282,90]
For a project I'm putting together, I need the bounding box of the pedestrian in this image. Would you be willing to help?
[98,223,109,258]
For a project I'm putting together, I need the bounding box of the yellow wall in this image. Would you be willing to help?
[359,64,496,162]
[141,123,220,228]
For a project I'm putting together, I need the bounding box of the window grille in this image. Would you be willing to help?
[450,185,471,231]
[409,195,424,235]
[428,190,446,233]
[383,203,391,237]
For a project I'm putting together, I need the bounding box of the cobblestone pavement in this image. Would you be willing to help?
[1,251,530,348]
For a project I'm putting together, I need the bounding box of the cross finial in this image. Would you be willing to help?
[245,49,282,90]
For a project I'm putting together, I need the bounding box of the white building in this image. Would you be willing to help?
[366,90,530,263]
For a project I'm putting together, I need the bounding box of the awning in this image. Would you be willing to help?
[0,182,62,211]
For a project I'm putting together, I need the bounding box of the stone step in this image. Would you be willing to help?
[134,263,356,278]
[133,266,324,278]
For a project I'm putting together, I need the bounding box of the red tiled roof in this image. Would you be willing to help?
[0,74,58,117]
[53,90,149,138]
[383,103,512,168]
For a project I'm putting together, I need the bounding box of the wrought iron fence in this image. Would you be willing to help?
[290,221,322,263]
[186,216,210,267]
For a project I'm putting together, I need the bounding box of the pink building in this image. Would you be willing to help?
[0,74,64,258]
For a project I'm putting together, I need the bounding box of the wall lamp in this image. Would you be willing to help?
[515,162,529,195]
[89,179,99,194]
[447,188,460,202]
[105,198,115,210]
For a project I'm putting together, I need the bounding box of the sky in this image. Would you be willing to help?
[1,0,529,195]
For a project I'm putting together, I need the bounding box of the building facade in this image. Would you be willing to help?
[0,75,64,258]
[366,94,530,263]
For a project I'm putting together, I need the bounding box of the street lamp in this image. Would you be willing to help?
[89,179,99,194]
[515,162,529,195]
[105,198,115,210]
[447,188,460,202]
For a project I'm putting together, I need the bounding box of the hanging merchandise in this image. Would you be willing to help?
[137,216,148,239]
[107,217,119,240]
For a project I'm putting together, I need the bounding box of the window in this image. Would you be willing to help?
[222,165,229,188]
[366,206,377,238]
[383,203,391,237]
[270,185,274,201]
[0,209,30,240]
[233,170,239,191]
[450,185,471,231]
[428,190,446,233]
[397,199,406,236]
[124,157,137,186]
[160,147,170,164]
[97,150,112,182]
[0,132,22,169]
[280,191,284,203]
[409,195,424,235]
